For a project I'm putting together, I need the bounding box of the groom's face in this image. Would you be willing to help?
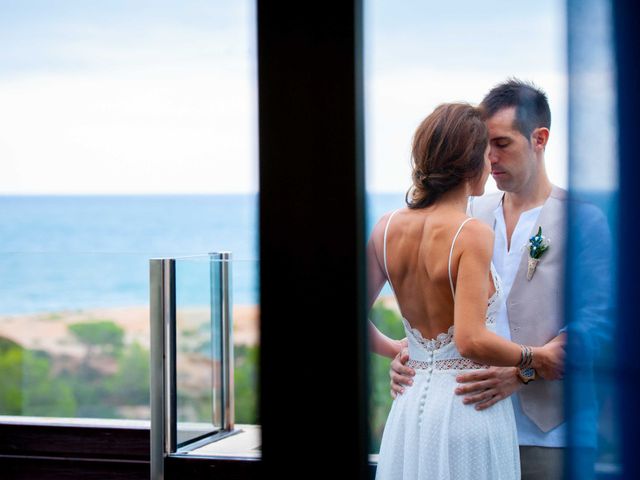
[485,107,536,193]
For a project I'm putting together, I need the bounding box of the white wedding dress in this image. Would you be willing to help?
[375,214,520,479]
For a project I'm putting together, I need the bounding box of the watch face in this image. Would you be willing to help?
[519,368,536,383]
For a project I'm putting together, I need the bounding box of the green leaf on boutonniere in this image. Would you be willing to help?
[528,226,550,260]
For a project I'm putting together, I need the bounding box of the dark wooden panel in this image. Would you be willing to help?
[0,456,148,480]
[257,0,368,478]
[165,456,261,479]
[0,423,149,460]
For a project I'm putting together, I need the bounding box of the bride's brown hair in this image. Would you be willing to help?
[406,103,488,209]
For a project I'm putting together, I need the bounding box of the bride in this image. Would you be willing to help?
[368,103,564,479]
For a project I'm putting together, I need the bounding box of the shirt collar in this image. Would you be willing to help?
[492,196,544,231]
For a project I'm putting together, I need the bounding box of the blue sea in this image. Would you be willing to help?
[0,194,406,314]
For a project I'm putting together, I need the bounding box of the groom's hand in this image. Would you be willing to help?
[389,339,414,399]
[455,367,521,410]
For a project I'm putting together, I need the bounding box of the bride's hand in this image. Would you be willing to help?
[532,340,565,380]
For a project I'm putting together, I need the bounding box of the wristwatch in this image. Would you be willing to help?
[517,367,536,384]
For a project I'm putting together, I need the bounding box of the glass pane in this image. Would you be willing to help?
[0,252,151,419]
[173,255,260,452]
[567,0,619,476]
[364,0,567,456]
[175,255,219,445]
[0,0,258,424]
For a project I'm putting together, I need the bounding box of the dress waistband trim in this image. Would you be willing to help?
[407,358,488,371]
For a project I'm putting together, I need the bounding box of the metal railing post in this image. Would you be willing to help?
[211,251,234,431]
[152,253,233,477]
[150,258,176,480]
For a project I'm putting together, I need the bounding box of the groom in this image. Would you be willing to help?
[389,79,611,479]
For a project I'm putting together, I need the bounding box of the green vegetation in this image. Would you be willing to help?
[65,321,128,417]
[0,319,260,426]
[175,343,259,425]
[234,344,259,424]
[0,321,142,418]
[0,306,394,454]
[69,320,124,357]
[105,342,150,407]
[0,337,76,416]
[368,302,405,453]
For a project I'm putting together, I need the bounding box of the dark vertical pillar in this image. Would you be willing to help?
[613,1,640,478]
[257,1,368,478]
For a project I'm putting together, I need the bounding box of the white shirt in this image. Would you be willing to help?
[492,201,567,448]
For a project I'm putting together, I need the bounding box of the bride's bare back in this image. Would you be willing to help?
[370,206,495,342]
[366,103,562,378]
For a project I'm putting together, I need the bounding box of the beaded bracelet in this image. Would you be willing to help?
[518,345,533,368]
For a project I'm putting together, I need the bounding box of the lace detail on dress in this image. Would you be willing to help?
[402,268,499,348]
[486,295,498,325]
[487,288,499,309]
[407,358,489,370]
[402,319,454,352]
[485,263,502,325]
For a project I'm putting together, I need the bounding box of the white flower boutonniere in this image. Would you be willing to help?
[525,226,550,280]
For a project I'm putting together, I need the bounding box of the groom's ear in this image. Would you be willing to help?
[531,127,550,151]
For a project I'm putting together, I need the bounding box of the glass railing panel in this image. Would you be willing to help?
[363,0,567,458]
[174,255,219,446]
[169,254,259,452]
[0,252,152,420]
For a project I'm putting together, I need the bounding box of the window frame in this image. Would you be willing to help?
[1,1,368,478]
[9,0,639,477]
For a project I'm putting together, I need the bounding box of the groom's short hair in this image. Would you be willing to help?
[480,78,551,140]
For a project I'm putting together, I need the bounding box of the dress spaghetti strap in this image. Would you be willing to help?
[383,209,401,293]
[448,218,475,300]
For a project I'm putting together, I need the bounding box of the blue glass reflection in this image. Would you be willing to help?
[567,0,619,477]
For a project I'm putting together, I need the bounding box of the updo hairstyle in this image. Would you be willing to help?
[406,103,488,209]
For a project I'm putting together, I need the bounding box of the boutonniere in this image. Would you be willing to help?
[525,226,550,280]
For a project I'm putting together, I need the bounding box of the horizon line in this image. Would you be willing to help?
[0,190,411,197]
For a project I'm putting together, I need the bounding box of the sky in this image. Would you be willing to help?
[365,0,568,194]
[0,0,611,195]
[0,1,258,194]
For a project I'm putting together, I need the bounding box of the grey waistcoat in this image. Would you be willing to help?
[468,185,567,433]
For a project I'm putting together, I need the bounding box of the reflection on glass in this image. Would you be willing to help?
[567,0,619,477]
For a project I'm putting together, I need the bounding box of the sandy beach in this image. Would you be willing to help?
[0,297,400,358]
[0,304,260,357]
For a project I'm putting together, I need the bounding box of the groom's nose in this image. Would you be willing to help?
[489,147,499,164]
